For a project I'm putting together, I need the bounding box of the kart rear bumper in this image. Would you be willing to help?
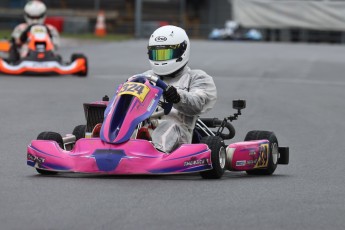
[27,138,212,175]
[0,58,86,75]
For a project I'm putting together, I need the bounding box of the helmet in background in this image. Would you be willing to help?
[24,0,47,25]
[148,25,190,76]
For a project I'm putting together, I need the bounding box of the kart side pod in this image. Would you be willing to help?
[225,141,289,172]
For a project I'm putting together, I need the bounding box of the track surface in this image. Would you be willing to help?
[1,39,344,230]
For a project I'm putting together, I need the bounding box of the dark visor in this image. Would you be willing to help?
[25,12,46,20]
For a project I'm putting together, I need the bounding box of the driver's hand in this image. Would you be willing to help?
[163,85,181,103]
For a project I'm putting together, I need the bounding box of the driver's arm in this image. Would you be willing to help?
[174,71,217,116]
[11,24,27,45]
[47,25,60,49]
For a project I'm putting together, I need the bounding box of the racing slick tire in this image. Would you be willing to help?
[72,125,86,141]
[244,130,279,175]
[200,136,226,179]
[36,131,64,175]
[71,53,88,77]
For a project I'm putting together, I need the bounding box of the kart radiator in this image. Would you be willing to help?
[83,103,107,133]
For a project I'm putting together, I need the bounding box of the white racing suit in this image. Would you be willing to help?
[11,23,60,58]
[144,66,217,153]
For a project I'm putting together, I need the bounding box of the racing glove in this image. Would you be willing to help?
[163,85,181,104]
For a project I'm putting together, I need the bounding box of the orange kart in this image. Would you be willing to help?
[0,24,87,76]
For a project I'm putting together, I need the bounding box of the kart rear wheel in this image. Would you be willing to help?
[72,125,86,141]
[36,131,64,175]
[244,130,279,175]
[200,136,226,179]
[71,53,88,77]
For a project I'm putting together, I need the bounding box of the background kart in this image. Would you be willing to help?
[0,24,87,76]
[27,75,289,179]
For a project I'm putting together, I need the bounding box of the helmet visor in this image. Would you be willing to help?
[148,41,187,61]
[25,12,46,20]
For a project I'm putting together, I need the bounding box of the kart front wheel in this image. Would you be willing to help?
[244,130,279,175]
[71,53,88,77]
[72,125,86,141]
[36,131,63,175]
[200,136,226,179]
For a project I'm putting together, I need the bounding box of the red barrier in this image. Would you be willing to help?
[45,17,64,33]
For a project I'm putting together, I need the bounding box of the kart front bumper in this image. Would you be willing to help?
[0,58,86,75]
[27,138,212,175]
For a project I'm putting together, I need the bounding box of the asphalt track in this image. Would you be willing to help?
[1,39,344,230]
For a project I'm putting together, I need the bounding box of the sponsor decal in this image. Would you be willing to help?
[236,160,246,166]
[247,160,254,165]
[155,36,167,42]
[27,153,45,166]
[184,158,209,167]
[254,144,269,168]
[147,99,155,111]
[32,62,49,68]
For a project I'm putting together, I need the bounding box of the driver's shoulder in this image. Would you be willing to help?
[13,23,28,31]
[188,69,212,79]
[46,24,59,32]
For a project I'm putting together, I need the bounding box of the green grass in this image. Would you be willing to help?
[0,29,132,41]
[0,30,11,39]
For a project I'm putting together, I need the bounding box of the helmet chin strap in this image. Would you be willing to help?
[158,63,187,79]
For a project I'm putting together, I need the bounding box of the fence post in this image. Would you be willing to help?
[135,0,142,38]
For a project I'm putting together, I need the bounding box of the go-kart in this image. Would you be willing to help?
[0,24,87,76]
[27,75,289,179]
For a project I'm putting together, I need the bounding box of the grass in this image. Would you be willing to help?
[0,29,133,41]
[0,30,11,39]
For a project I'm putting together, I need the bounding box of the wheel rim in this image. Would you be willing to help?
[219,146,226,169]
[272,142,278,165]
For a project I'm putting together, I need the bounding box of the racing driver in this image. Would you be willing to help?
[8,0,60,63]
[143,25,217,153]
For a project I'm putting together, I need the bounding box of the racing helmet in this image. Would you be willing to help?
[24,0,47,25]
[148,25,190,76]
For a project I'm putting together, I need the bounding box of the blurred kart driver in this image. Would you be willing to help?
[8,0,60,62]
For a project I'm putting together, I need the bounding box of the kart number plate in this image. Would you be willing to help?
[118,82,150,102]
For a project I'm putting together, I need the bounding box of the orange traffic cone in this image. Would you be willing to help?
[95,11,106,37]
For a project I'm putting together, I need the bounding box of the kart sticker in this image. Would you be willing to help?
[27,153,45,167]
[184,158,209,167]
[236,160,246,166]
[118,82,150,102]
[254,143,269,168]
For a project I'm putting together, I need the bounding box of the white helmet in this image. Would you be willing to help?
[148,25,190,76]
[24,0,47,25]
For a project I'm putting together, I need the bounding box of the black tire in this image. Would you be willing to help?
[36,131,64,175]
[200,136,226,179]
[244,130,279,175]
[72,125,86,141]
[71,53,88,77]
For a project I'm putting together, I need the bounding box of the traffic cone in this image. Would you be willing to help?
[95,11,106,37]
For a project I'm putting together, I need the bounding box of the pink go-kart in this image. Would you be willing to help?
[27,75,289,179]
